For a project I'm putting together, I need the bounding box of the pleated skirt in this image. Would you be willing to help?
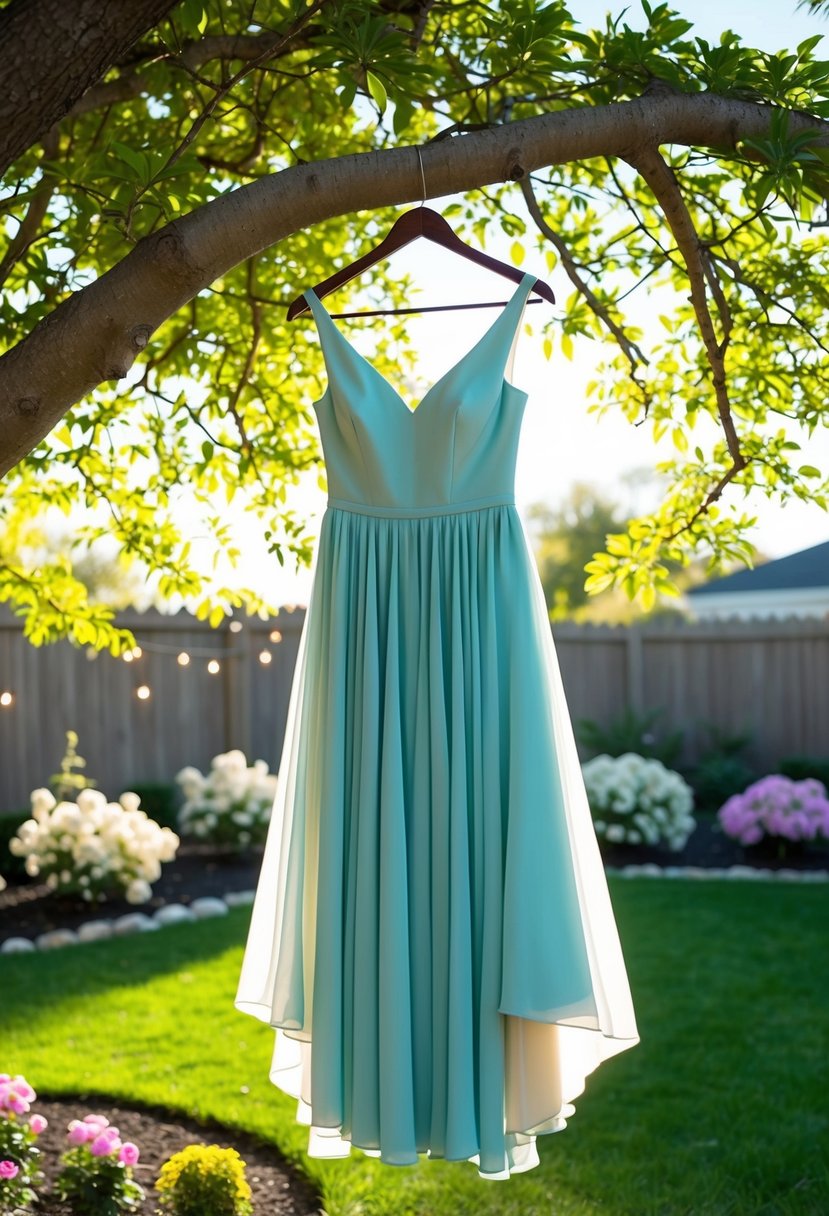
[235,502,639,1180]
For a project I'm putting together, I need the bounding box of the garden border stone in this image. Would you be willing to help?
[0,890,255,954]
[2,863,827,957]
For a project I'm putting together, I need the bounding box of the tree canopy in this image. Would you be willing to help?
[0,0,827,651]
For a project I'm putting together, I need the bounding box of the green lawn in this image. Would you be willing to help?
[1,879,827,1216]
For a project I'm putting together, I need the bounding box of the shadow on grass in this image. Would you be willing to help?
[0,905,250,1027]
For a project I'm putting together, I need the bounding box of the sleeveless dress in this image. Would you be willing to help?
[234,271,640,1180]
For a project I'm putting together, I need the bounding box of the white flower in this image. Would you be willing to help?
[125,878,152,905]
[583,752,695,849]
[76,789,107,815]
[30,788,57,817]
[119,792,141,814]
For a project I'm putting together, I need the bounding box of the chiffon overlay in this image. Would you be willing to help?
[234,271,640,1179]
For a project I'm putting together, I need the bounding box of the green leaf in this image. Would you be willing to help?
[510,241,525,266]
[392,97,415,135]
[798,465,821,478]
[365,71,387,113]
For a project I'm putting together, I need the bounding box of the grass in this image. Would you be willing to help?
[1,878,828,1216]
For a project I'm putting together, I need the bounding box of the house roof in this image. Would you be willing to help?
[688,539,829,597]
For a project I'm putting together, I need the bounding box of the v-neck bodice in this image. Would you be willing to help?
[303,273,536,516]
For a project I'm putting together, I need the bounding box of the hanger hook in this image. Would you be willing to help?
[415,146,427,208]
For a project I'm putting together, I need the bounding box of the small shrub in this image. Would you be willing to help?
[156,1144,253,1216]
[686,723,756,812]
[0,1073,47,1215]
[778,755,829,789]
[576,706,684,768]
[0,811,31,882]
[718,775,829,851]
[582,752,696,851]
[125,783,180,830]
[175,750,276,851]
[55,1115,143,1215]
[8,788,179,904]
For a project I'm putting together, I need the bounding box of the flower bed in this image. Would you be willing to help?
[0,842,262,949]
[2,1095,320,1216]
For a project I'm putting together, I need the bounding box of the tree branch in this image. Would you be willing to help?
[518,174,651,412]
[1,91,827,477]
[624,145,743,476]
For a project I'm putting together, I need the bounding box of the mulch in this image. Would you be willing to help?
[24,1095,322,1215]
[0,841,265,943]
[599,811,829,872]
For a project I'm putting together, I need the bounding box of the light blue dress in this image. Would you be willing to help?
[235,272,640,1180]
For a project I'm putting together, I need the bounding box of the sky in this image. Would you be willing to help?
[113,0,827,612]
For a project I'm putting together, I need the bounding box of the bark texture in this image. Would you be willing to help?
[0,0,178,176]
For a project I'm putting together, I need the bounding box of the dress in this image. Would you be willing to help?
[234,270,640,1180]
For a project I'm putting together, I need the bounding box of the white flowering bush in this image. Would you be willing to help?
[175,749,277,850]
[582,752,697,851]
[8,788,179,905]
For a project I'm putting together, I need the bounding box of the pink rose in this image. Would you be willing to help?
[8,1096,29,1115]
[83,1114,110,1128]
[29,1114,48,1135]
[119,1142,140,1166]
[90,1132,122,1157]
[67,1121,94,1146]
[0,1160,20,1179]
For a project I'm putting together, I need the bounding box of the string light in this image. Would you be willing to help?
[207,659,221,674]
[136,684,151,700]
[229,621,243,633]
[269,630,283,643]
[177,652,190,666]
[0,690,14,708]
[259,650,272,665]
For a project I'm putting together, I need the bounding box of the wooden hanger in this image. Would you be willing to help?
[286,205,556,320]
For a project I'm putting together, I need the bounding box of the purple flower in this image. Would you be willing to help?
[0,1160,19,1180]
[718,775,829,845]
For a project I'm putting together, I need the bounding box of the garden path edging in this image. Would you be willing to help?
[3,862,827,956]
[0,890,254,954]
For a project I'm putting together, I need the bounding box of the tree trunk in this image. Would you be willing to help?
[0,0,179,176]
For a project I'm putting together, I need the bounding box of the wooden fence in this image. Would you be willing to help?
[1,605,827,813]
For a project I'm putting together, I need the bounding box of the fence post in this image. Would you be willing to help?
[626,624,645,712]
[223,623,252,756]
